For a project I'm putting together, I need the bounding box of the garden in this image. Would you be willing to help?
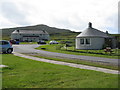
[36,43,120,59]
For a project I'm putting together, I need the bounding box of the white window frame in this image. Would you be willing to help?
[80,38,84,45]
[80,38,91,46]
[85,38,91,45]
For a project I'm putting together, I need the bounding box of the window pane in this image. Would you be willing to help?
[0,41,9,45]
[80,39,84,44]
[86,38,90,44]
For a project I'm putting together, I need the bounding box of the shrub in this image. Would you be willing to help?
[55,45,64,50]
[41,48,46,50]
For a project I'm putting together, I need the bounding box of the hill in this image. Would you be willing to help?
[1,24,80,40]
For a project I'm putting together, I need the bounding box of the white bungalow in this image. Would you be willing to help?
[76,22,116,50]
[11,30,50,42]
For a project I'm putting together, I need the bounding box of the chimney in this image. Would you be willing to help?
[88,22,92,28]
[17,30,19,33]
[106,31,109,34]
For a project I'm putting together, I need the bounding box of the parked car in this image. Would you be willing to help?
[37,40,46,44]
[15,40,20,44]
[9,40,19,44]
[49,41,58,44]
[0,40,13,54]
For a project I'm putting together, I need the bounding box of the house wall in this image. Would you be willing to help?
[11,33,50,41]
[76,37,105,50]
[11,34,22,40]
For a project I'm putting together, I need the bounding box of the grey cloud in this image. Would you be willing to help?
[1,1,30,25]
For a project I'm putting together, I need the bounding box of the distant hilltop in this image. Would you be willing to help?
[1,24,76,36]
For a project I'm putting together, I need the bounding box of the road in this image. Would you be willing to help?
[13,44,119,65]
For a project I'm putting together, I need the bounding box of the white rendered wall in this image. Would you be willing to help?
[11,33,50,41]
[76,37,105,50]
[11,34,22,40]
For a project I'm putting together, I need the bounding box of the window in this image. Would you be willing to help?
[86,38,90,44]
[80,38,91,45]
[0,41,9,45]
[80,39,84,44]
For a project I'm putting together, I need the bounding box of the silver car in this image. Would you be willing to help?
[0,40,13,54]
[49,40,58,44]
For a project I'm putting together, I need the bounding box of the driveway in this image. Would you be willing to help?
[13,44,119,65]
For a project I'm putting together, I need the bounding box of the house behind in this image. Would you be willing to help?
[11,30,50,42]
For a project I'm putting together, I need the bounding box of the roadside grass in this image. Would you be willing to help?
[26,53,118,70]
[20,42,37,44]
[36,44,120,59]
[2,36,10,40]
[2,54,118,88]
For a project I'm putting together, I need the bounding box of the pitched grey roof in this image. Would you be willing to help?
[76,22,111,38]
[12,30,49,34]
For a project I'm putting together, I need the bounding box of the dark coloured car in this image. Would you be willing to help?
[37,40,46,44]
[9,40,19,44]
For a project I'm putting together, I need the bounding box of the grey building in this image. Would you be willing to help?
[76,22,116,50]
[11,30,50,42]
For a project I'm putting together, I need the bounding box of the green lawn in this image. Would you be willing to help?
[36,44,119,59]
[2,54,118,88]
[20,42,37,44]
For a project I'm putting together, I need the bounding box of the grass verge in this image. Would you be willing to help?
[20,42,37,44]
[36,44,119,59]
[2,54,118,88]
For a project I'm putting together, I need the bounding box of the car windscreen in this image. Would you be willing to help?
[0,41,9,45]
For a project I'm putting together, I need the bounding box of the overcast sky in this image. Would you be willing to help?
[0,0,119,33]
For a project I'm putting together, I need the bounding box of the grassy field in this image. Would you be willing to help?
[19,42,37,44]
[2,54,118,88]
[36,44,119,59]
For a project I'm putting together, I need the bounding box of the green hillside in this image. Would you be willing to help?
[1,24,80,40]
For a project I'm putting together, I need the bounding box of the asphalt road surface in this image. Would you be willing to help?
[13,44,119,65]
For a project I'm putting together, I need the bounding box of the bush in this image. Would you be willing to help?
[41,48,46,50]
[102,44,110,49]
[56,45,63,50]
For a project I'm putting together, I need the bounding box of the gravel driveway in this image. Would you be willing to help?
[13,44,119,65]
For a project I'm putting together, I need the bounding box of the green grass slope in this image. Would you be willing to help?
[2,54,118,88]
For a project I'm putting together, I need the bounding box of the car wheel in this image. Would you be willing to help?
[7,48,13,54]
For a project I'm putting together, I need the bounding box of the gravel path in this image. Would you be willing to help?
[13,44,119,65]
[13,52,119,74]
